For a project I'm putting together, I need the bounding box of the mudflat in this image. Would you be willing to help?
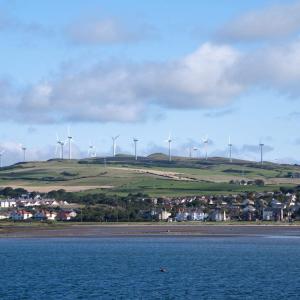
[1,223,300,238]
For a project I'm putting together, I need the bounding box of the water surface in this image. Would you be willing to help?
[0,237,299,299]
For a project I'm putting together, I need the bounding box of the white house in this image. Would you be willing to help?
[0,212,10,220]
[189,211,207,221]
[175,212,189,222]
[158,210,171,221]
[0,200,17,208]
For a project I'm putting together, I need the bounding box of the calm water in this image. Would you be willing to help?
[0,237,300,299]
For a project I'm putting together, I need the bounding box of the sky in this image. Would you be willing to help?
[0,0,300,165]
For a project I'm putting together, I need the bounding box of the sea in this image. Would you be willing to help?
[0,236,300,299]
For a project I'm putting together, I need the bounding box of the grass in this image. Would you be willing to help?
[0,157,298,196]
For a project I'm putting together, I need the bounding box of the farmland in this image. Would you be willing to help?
[0,154,298,196]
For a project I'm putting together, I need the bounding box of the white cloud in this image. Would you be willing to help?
[2,38,300,124]
[67,17,155,45]
[9,43,242,123]
[235,40,300,96]
[217,1,300,42]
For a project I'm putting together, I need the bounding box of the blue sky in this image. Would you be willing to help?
[0,0,300,164]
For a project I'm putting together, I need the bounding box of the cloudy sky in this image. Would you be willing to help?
[0,0,300,165]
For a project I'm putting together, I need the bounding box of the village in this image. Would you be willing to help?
[0,194,77,221]
[145,190,300,222]
[0,189,300,223]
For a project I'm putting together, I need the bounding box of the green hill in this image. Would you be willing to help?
[0,155,299,196]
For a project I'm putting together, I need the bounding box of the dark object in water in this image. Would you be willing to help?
[160,268,167,272]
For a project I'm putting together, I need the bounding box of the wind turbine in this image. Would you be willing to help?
[202,136,209,160]
[133,138,138,161]
[193,147,198,158]
[67,126,73,160]
[228,136,233,163]
[166,133,172,162]
[259,141,264,165]
[188,145,192,158]
[21,145,27,162]
[88,142,96,158]
[112,135,120,157]
[0,150,5,168]
[56,134,66,159]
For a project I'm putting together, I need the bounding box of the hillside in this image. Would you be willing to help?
[0,155,299,196]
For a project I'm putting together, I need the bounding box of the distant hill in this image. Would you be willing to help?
[0,154,299,196]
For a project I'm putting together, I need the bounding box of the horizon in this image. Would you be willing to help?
[0,0,300,165]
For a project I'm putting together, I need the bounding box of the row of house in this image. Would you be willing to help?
[150,191,300,222]
[0,209,77,221]
[0,198,69,208]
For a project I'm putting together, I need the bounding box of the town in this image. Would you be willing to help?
[0,187,300,223]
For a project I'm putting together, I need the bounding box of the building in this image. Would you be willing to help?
[158,210,171,221]
[34,210,57,221]
[57,210,77,221]
[10,210,33,221]
[210,209,227,222]
[189,210,207,221]
[0,200,17,208]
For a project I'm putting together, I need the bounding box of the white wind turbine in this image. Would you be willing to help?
[88,141,96,158]
[21,145,27,162]
[133,138,138,161]
[202,135,209,160]
[0,150,5,168]
[56,134,66,159]
[193,147,198,158]
[165,133,172,162]
[228,136,233,163]
[188,145,192,158]
[259,140,264,165]
[67,126,74,160]
[112,135,120,157]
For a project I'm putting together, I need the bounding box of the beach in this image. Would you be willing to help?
[1,223,300,238]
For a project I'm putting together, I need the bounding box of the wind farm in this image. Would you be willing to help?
[0,126,294,195]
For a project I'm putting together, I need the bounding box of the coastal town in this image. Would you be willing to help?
[0,188,300,223]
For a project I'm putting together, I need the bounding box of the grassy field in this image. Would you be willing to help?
[0,155,298,196]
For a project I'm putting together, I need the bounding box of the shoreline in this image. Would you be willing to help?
[1,223,300,238]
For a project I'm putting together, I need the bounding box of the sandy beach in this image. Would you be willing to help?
[1,223,300,238]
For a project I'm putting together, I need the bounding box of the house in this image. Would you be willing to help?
[189,210,207,221]
[57,210,77,221]
[34,210,57,221]
[175,211,189,222]
[10,210,33,221]
[243,205,256,221]
[158,210,171,221]
[262,207,284,221]
[0,199,17,208]
[210,209,226,222]
[0,212,10,220]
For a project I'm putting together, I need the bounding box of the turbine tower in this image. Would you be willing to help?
[67,126,73,160]
[259,142,264,165]
[166,133,172,162]
[56,135,66,159]
[189,145,192,158]
[228,136,233,163]
[193,147,198,158]
[88,142,96,158]
[21,146,27,162]
[112,135,120,157]
[202,136,209,160]
[0,150,5,168]
[133,138,138,161]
